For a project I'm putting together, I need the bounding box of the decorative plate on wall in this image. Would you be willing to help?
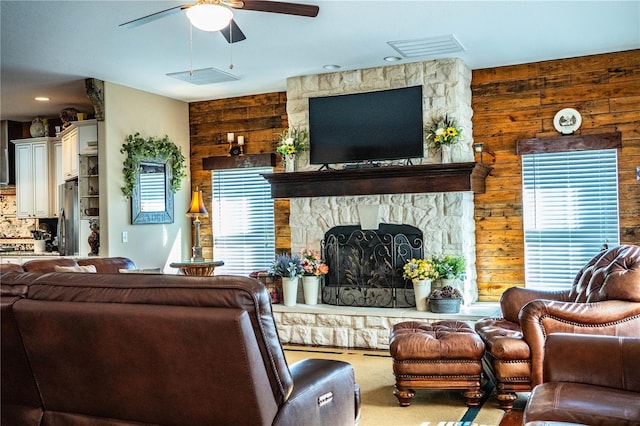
[554,108,582,134]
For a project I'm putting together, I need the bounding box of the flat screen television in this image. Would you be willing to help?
[309,85,424,165]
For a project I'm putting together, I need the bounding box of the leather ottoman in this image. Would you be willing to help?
[389,320,486,407]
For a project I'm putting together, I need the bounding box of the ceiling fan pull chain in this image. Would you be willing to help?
[229,21,234,69]
[189,23,194,76]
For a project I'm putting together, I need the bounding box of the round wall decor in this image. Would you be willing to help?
[553,108,582,134]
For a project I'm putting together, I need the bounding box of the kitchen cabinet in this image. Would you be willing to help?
[11,137,57,218]
[52,140,63,216]
[60,120,97,180]
[79,153,99,219]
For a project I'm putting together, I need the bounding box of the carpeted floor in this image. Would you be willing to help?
[284,346,523,426]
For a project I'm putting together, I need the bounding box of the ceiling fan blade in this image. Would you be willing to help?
[119,4,191,28]
[220,19,247,43]
[237,0,319,17]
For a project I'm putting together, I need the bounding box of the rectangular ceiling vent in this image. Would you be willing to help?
[166,67,239,85]
[388,34,465,58]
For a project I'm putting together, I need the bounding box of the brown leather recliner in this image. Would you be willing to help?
[475,244,640,410]
[524,333,640,425]
[1,271,361,425]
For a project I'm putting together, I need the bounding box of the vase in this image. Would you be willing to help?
[30,117,45,138]
[429,297,462,313]
[284,154,296,172]
[302,275,320,305]
[33,240,46,253]
[282,277,299,306]
[413,279,431,311]
[440,144,452,163]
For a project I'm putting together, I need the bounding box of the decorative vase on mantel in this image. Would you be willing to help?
[302,275,320,305]
[440,144,452,163]
[413,279,431,311]
[282,277,299,306]
[284,154,296,173]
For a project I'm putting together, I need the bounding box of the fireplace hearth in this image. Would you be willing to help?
[321,224,423,308]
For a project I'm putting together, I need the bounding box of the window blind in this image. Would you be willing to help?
[522,149,619,290]
[212,167,275,276]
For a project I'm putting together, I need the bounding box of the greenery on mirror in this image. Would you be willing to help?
[120,133,186,198]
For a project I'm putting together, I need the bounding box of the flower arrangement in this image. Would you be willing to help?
[429,285,463,299]
[299,248,329,276]
[424,114,462,149]
[432,255,466,280]
[270,253,304,279]
[402,258,439,283]
[276,126,309,157]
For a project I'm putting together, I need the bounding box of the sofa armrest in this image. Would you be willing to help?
[519,299,640,386]
[273,359,360,426]
[543,333,640,392]
[500,287,570,323]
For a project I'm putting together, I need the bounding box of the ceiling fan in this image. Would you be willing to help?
[120,0,319,44]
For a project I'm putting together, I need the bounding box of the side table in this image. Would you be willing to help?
[169,260,224,276]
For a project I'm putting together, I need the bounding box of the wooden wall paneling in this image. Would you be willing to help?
[471,48,640,301]
[189,93,288,261]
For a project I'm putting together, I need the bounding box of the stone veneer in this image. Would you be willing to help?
[283,59,479,304]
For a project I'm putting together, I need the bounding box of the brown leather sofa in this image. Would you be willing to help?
[5,256,138,273]
[475,244,640,409]
[523,333,640,425]
[1,271,360,425]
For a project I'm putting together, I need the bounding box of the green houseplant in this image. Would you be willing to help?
[271,253,304,306]
[433,255,466,280]
[120,133,186,198]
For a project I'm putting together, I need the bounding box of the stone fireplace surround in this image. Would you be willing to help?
[272,59,486,349]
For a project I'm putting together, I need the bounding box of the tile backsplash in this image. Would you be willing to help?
[0,194,37,238]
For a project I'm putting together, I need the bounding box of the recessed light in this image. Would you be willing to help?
[383,56,402,62]
[323,64,341,70]
[35,97,50,101]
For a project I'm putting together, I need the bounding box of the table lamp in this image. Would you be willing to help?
[186,187,208,262]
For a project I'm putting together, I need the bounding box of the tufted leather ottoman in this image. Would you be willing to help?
[389,320,486,407]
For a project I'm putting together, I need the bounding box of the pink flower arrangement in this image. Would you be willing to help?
[300,248,329,276]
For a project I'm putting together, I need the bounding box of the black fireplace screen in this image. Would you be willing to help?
[321,224,423,308]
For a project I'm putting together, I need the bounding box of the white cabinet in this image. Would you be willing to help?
[59,120,97,180]
[52,140,63,216]
[61,127,79,180]
[12,137,57,218]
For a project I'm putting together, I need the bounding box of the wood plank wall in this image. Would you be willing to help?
[189,49,639,298]
[188,93,289,260]
[471,49,640,301]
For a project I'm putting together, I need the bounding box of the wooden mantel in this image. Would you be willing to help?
[262,162,492,199]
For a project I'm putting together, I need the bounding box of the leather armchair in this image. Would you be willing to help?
[475,245,640,410]
[523,333,640,425]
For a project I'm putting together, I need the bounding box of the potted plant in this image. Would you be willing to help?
[299,248,329,305]
[428,285,463,313]
[424,114,462,163]
[432,254,466,291]
[276,126,309,172]
[271,253,304,306]
[403,258,439,311]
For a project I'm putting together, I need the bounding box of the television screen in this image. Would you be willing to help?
[309,86,424,165]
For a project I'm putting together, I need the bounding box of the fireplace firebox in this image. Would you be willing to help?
[321,224,423,308]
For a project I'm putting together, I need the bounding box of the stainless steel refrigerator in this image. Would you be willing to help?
[58,179,79,256]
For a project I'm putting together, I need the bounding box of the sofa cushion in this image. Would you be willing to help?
[54,265,97,273]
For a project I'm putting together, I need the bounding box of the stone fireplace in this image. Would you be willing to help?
[284,58,479,304]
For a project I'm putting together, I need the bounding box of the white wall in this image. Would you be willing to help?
[101,82,191,270]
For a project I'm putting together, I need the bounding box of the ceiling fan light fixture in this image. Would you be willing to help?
[186,4,233,32]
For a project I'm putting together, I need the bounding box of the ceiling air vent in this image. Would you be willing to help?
[387,34,465,58]
[166,67,239,85]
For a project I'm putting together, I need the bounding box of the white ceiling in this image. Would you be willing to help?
[2,0,639,122]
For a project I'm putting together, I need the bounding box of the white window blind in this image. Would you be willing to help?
[212,167,275,276]
[522,149,619,290]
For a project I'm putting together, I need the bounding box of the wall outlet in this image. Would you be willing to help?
[122,231,128,243]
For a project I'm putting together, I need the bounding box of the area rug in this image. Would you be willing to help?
[284,346,508,426]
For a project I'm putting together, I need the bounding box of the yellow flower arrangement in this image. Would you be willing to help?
[276,127,309,157]
[424,114,462,148]
[402,258,439,284]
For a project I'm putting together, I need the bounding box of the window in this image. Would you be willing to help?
[212,167,275,276]
[522,149,619,290]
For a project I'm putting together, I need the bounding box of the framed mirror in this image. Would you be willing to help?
[131,157,174,224]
